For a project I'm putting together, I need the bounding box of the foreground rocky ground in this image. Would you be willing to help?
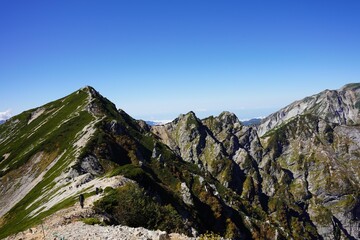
[5,195,192,240]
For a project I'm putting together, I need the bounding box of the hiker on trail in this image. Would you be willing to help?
[96,187,99,195]
[79,194,85,208]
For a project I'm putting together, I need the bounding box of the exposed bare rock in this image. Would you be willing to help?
[1,84,360,240]
[151,111,243,190]
[4,184,173,240]
[27,108,45,124]
[137,119,151,132]
[79,155,104,176]
[258,83,360,136]
[180,182,194,206]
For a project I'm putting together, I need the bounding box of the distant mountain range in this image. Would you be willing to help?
[0,84,359,239]
[240,118,262,126]
[0,120,5,125]
[145,120,171,126]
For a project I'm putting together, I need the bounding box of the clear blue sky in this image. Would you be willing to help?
[1,0,359,121]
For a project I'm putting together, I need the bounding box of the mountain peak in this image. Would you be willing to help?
[184,111,197,117]
[175,111,199,123]
[1,84,360,239]
[81,85,101,98]
[219,111,236,117]
[340,82,360,91]
[258,83,360,136]
[81,85,95,90]
[218,111,240,124]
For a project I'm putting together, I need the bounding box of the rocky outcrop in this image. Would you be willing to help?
[1,84,360,239]
[180,182,194,206]
[152,93,360,239]
[79,155,104,176]
[258,83,360,136]
[258,114,360,239]
[151,111,244,191]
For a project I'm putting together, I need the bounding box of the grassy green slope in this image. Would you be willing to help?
[3,87,355,239]
[62,97,256,238]
[0,87,96,238]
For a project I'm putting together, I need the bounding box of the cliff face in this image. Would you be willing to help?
[151,111,245,191]
[258,83,360,137]
[151,84,360,239]
[260,114,360,239]
[1,84,359,239]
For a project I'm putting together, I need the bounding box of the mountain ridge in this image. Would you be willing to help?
[258,82,360,136]
[1,84,359,239]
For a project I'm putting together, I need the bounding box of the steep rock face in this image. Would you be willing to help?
[151,111,266,194]
[152,91,360,239]
[252,84,360,239]
[258,83,360,136]
[202,111,263,163]
[151,111,243,190]
[258,114,360,239]
[1,84,359,240]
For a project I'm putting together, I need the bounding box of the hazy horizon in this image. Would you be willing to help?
[1,1,359,121]
[0,83,353,122]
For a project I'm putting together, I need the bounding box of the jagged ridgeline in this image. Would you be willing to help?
[0,84,359,239]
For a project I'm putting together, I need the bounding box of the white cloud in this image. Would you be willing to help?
[0,110,12,121]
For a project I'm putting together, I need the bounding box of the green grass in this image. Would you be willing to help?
[0,88,98,238]
[0,88,93,176]
[0,86,180,238]
[109,164,145,179]
[82,217,102,225]
[0,194,77,238]
[1,85,337,239]
[93,183,185,233]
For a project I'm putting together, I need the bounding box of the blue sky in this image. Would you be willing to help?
[1,1,359,121]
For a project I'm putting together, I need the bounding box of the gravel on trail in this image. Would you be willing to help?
[5,191,193,240]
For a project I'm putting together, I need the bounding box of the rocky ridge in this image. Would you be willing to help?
[151,85,360,239]
[258,83,360,136]
[0,84,359,239]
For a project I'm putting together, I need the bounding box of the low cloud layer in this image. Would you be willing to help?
[0,110,12,121]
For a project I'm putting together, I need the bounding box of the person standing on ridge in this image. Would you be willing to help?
[79,194,85,208]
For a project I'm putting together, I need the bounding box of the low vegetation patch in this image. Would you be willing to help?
[82,217,102,225]
[93,183,185,233]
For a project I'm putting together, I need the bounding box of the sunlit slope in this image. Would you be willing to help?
[0,87,99,237]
